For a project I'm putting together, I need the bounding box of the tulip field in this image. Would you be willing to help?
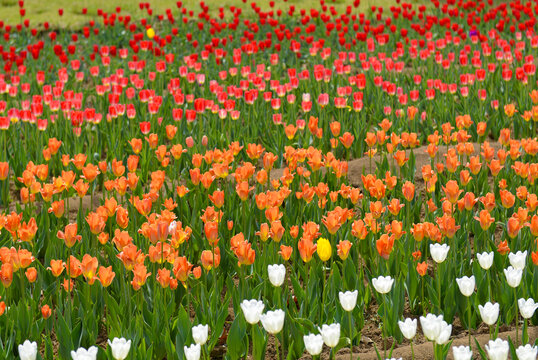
[1,0,538,358]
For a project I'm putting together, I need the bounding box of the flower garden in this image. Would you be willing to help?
[0,0,538,359]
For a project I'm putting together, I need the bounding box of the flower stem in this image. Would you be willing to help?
[349,311,353,360]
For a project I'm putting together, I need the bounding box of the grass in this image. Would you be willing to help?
[0,0,409,30]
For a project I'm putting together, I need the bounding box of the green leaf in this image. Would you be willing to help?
[227,315,246,359]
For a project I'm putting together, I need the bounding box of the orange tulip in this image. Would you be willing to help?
[506,216,522,239]
[173,256,193,283]
[475,210,495,231]
[81,254,99,284]
[117,243,144,271]
[376,234,395,260]
[99,266,115,287]
[25,267,37,283]
[156,268,171,288]
[48,259,65,277]
[41,304,52,319]
[0,162,9,180]
[234,240,256,267]
[131,263,151,291]
[499,190,515,209]
[57,223,81,248]
[402,181,415,202]
[336,240,352,260]
[497,240,510,255]
[204,221,219,246]
[201,247,221,271]
[86,212,106,235]
[416,262,428,276]
[298,237,317,263]
[442,180,462,204]
[279,245,293,261]
[0,263,13,287]
[270,220,285,242]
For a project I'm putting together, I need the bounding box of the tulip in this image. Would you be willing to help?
[303,334,323,356]
[476,252,494,270]
[456,276,475,297]
[430,243,450,263]
[516,344,538,360]
[192,324,209,345]
[260,309,285,360]
[338,290,358,312]
[398,318,417,340]
[71,346,98,360]
[267,264,286,287]
[509,251,527,270]
[485,338,509,360]
[372,276,394,294]
[107,338,131,360]
[478,302,499,327]
[339,290,357,359]
[420,313,452,345]
[504,266,523,287]
[184,343,201,360]
[456,275,475,345]
[319,323,340,348]
[240,299,264,325]
[452,345,472,360]
[372,276,394,358]
[398,318,417,359]
[259,309,285,335]
[518,298,538,319]
[18,340,37,360]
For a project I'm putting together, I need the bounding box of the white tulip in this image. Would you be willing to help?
[485,338,509,360]
[18,340,37,360]
[518,298,538,319]
[267,264,286,287]
[338,290,358,312]
[319,323,341,348]
[478,302,499,326]
[420,313,451,344]
[397,318,417,340]
[192,324,209,345]
[259,309,285,334]
[184,343,201,360]
[430,243,450,263]
[504,266,523,288]
[516,344,538,360]
[372,276,394,294]
[436,321,452,345]
[456,276,475,297]
[71,346,98,360]
[452,345,472,360]
[476,252,494,270]
[509,250,527,270]
[240,299,265,325]
[107,338,131,360]
[303,334,323,356]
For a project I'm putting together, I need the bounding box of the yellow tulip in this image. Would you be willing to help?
[316,238,332,262]
[146,27,155,39]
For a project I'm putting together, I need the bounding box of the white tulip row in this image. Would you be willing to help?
[18,338,131,360]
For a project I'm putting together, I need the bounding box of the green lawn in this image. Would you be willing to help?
[0,0,407,30]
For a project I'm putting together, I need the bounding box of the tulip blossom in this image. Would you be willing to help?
[303,334,323,356]
[267,264,286,287]
[319,323,340,348]
[478,302,499,326]
[18,340,37,360]
[240,299,264,325]
[108,338,131,360]
[192,324,209,345]
[485,339,509,360]
[259,309,285,334]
